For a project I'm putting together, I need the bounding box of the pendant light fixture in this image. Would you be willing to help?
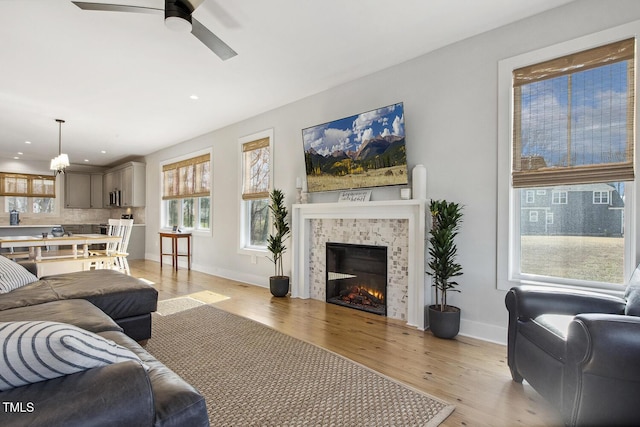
[50,119,70,175]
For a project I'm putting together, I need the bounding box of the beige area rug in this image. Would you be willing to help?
[145,303,455,426]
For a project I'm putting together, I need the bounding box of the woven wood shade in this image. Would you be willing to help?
[512,38,635,188]
[0,173,55,197]
[162,154,210,200]
[242,137,270,200]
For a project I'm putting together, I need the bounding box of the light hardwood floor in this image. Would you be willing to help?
[130,259,563,427]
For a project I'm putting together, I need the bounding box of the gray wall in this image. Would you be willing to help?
[143,0,640,343]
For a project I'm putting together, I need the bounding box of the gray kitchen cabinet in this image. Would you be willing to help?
[65,172,103,209]
[64,173,91,208]
[104,162,145,207]
[90,173,103,208]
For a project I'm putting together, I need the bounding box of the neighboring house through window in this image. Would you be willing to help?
[498,23,637,290]
[0,172,56,215]
[239,129,273,254]
[161,151,211,232]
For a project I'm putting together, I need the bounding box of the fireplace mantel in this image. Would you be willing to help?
[291,199,428,329]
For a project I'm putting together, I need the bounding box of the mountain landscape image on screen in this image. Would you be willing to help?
[302,103,408,193]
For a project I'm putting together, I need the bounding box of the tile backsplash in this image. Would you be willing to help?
[0,207,145,226]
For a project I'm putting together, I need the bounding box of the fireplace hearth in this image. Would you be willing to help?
[326,242,387,316]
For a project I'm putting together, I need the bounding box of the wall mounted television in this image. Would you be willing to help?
[301,102,408,193]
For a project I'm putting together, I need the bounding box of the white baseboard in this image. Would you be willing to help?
[195,264,268,289]
[459,318,507,345]
[145,253,268,288]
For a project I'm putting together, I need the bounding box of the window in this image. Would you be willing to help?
[593,191,610,204]
[529,211,539,222]
[546,212,554,225]
[0,173,56,215]
[161,152,211,232]
[498,24,637,291]
[239,129,273,253]
[551,191,568,204]
[525,190,535,203]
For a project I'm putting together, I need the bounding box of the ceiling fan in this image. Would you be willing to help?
[72,1,237,60]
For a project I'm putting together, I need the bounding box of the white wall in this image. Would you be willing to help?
[143,0,640,343]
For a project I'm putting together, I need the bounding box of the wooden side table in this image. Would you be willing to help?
[159,232,192,271]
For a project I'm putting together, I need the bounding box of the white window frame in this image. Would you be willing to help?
[4,196,57,216]
[546,212,554,225]
[525,190,535,204]
[159,148,213,237]
[162,197,211,231]
[238,128,274,256]
[529,211,538,222]
[497,21,639,292]
[551,191,568,205]
[593,191,610,205]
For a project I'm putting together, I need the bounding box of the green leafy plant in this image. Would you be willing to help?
[427,199,463,312]
[267,188,290,277]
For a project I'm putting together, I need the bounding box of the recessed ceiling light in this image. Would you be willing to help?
[24,141,31,144]
[84,159,90,162]
[190,94,199,100]
[13,156,19,160]
[101,150,107,154]
[17,152,23,155]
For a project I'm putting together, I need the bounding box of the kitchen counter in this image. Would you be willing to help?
[0,224,62,229]
[0,225,63,237]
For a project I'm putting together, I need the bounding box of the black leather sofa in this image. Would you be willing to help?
[0,267,209,427]
[0,268,156,341]
[505,278,640,426]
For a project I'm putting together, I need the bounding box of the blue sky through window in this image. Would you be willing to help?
[519,61,629,168]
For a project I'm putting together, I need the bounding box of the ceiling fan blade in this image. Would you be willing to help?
[184,0,204,10]
[72,1,237,60]
[72,2,162,15]
[191,18,237,61]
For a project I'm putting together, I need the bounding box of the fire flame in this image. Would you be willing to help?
[346,285,384,302]
[362,287,384,301]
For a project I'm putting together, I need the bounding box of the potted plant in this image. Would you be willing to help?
[267,188,291,297]
[426,199,463,339]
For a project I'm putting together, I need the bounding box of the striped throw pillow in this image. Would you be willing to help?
[0,321,144,391]
[0,255,38,294]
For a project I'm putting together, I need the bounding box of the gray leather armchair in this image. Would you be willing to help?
[505,282,640,426]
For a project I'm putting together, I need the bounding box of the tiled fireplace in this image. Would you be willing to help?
[309,219,407,320]
[291,200,428,329]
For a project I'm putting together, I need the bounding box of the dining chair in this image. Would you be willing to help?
[91,218,134,275]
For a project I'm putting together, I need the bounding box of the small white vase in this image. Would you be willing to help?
[412,164,427,200]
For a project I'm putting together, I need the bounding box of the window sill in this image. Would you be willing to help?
[238,246,268,257]
[501,276,626,298]
[159,227,211,238]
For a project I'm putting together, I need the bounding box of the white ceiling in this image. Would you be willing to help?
[0,0,574,167]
